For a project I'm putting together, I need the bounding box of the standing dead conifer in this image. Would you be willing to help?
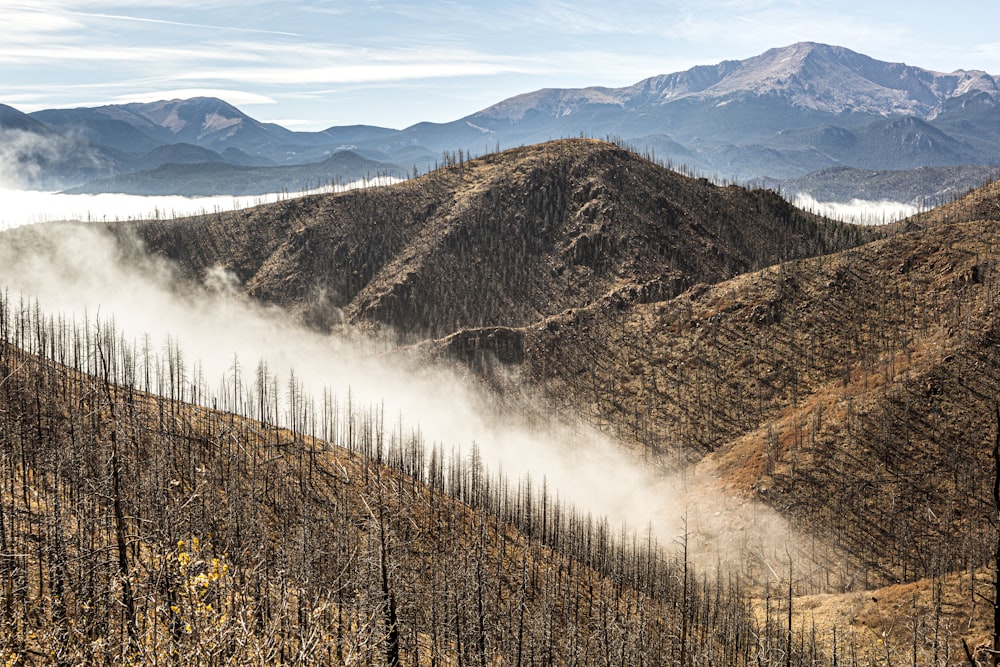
[97,330,139,660]
[993,401,1000,666]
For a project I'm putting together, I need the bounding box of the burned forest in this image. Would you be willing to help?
[3,139,1000,665]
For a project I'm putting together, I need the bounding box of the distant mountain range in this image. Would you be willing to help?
[4,42,1000,199]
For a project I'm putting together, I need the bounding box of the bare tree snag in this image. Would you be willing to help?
[993,401,1000,665]
[98,336,139,659]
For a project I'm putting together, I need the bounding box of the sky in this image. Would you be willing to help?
[3,0,1000,131]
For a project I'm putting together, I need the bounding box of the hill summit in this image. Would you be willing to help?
[124,138,871,338]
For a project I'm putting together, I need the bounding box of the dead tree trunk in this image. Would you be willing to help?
[99,339,139,658]
[993,402,1000,666]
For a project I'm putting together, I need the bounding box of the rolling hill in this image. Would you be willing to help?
[119,138,873,338]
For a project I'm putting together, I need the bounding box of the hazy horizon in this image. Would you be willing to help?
[3,1,998,130]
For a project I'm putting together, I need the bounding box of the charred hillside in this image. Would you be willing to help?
[0,294,794,665]
[905,176,1000,228]
[8,139,1000,663]
[121,138,872,338]
[407,185,1000,658]
[466,209,999,594]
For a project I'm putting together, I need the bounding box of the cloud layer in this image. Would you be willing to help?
[0,179,396,230]
[792,193,918,225]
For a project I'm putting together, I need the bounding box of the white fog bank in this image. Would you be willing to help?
[0,189,286,229]
[0,178,401,230]
[0,222,681,534]
[793,192,918,224]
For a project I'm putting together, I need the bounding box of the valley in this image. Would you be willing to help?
[2,136,1000,664]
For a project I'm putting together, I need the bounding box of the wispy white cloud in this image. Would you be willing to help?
[0,43,255,65]
[529,1,642,36]
[67,9,302,36]
[7,0,263,10]
[0,5,82,37]
[176,60,535,86]
[111,89,277,106]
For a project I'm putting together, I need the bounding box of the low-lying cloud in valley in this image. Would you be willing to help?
[0,187,300,229]
[0,192,807,581]
[793,192,918,224]
[0,179,399,230]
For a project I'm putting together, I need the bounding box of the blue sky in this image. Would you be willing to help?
[3,0,999,130]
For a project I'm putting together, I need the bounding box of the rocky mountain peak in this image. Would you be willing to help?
[122,97,249,138]
[477,42,1000,125]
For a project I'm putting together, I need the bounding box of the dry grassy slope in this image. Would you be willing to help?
[123,138,872,338]
[759,567,995,663]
